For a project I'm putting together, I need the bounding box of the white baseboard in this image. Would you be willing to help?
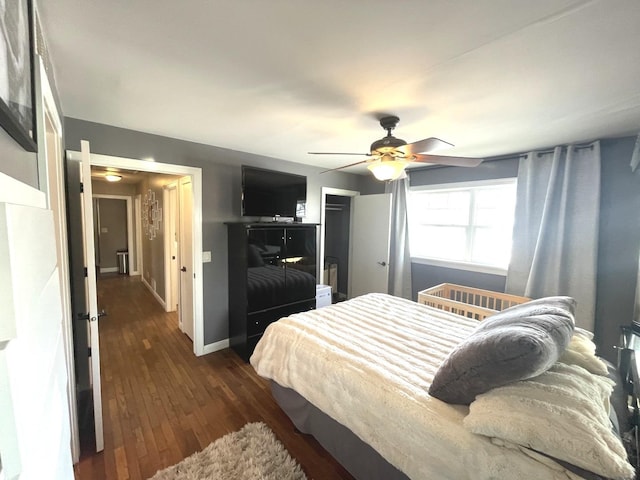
[100,267,118,273]
[202,338,230,355]
[141,277,166,309]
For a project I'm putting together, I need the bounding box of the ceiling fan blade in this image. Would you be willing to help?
[397,137,453,156]
[309,152,371,156]
[413,153,484,167]
[320,159,370,174]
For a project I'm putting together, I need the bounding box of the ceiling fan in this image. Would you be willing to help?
[309,115,483,181]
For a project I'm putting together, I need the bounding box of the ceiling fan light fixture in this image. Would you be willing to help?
[105,174,122,182]
[367,158,408,181]
[312,114,482,174]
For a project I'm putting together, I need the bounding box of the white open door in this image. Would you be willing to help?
[349,193,392,298]
[163,182,179,313]
[179,176,194,340]
[79,140,104,452]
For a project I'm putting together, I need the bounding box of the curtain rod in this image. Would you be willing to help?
[535,143,594,157]
[490,143,595,161]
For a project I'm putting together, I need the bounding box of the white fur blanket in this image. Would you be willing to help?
[251,293,597,479]
[464,363,634,479]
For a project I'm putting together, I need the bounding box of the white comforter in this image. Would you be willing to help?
[251,293,586,480]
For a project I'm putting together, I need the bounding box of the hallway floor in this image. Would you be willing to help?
[74,275,352,479]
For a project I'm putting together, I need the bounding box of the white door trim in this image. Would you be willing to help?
[319,187,359,285]
[93,194,134,275]
[66,150,205,357]
[34,56,80,462]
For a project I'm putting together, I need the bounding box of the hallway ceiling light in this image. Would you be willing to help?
[105,174,122,182]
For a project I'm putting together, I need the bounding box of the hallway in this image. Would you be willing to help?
[74,275,352,479]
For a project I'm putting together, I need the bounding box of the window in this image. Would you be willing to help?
[408,179,517,272]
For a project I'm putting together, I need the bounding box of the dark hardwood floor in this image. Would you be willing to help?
[74,275,353,480]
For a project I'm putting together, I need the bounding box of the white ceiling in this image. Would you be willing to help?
[39,0,640,174]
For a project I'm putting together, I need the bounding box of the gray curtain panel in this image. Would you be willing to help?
[506,142,601,330]
[386,177,412,299]
[634,255,640,324]
[629,133,640,327]
[629,133,640,172]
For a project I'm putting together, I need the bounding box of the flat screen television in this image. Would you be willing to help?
[241,166,307,219]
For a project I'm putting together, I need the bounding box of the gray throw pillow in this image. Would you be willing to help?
[428,296,576,405]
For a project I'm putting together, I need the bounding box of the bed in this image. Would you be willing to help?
[250,293,636,480]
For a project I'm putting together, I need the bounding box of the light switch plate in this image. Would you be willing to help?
[202,251,212,263]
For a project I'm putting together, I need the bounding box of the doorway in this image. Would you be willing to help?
[320,188,359,303]
[163,177,195,340]
[66,150,205,354]
[92,196,132,275]
[65,148,204,456]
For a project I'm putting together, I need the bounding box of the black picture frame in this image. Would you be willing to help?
[0,0,37,152]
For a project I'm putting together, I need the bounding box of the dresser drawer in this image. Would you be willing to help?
[247,310,277,337]
[247,300,315,337]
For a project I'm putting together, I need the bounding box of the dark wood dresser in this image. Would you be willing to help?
[226,223,317,361]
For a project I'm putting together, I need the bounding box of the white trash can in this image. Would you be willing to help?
[116,250,129,275]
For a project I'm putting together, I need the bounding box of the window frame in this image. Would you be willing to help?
[408,178,517,276]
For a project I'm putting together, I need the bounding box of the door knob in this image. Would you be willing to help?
[91,310,108,322]
[377,261,387,267]
[80,309,107,322]
[181,266,187,272]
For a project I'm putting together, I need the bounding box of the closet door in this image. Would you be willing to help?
[350,194,392,297]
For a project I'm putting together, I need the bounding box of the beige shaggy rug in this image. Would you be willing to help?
[149,422,307,480]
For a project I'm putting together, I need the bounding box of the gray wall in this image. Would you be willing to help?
[595,137,640,362]
[138,173,179,299]
[64,117,375,344]
[411,264,507,300]
[409,156,520,187]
